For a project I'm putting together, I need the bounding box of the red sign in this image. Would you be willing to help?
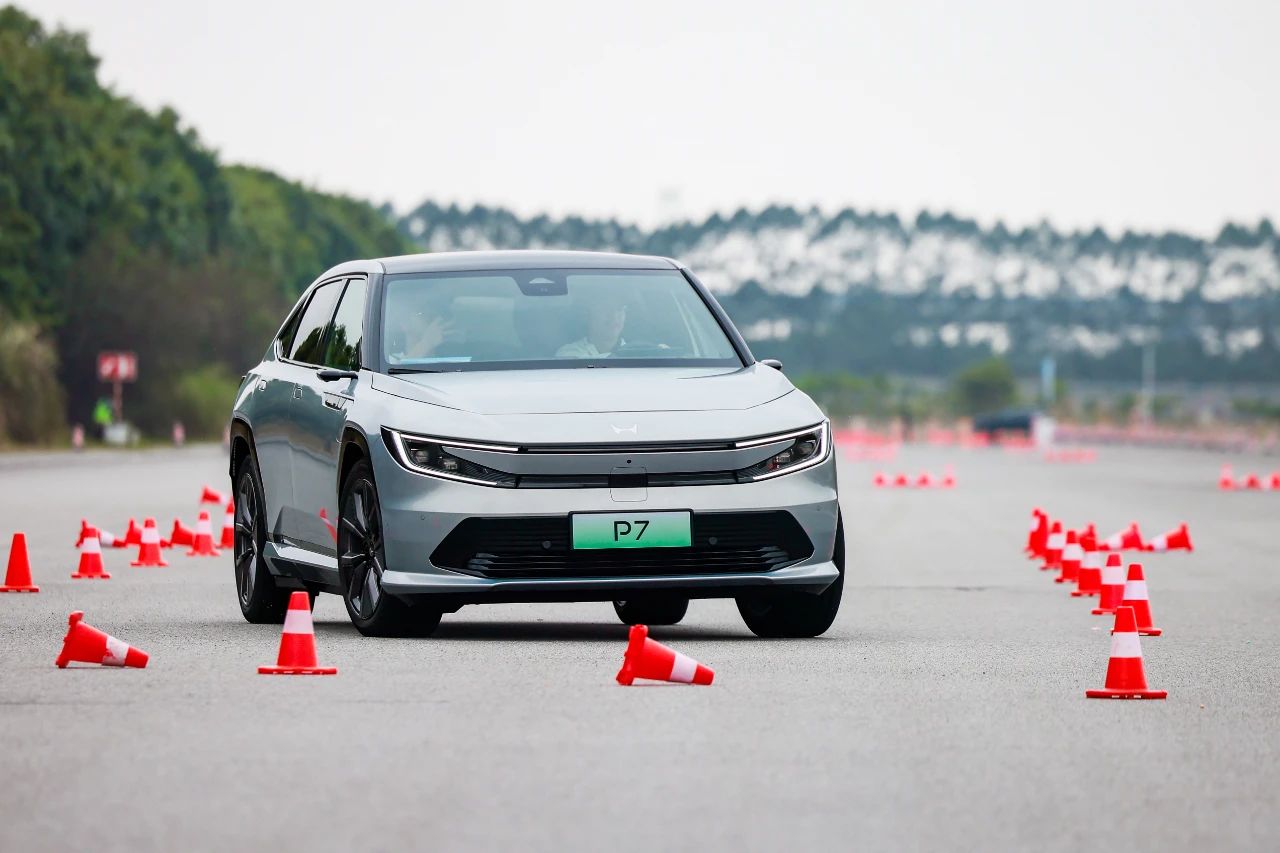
[97,352,138,383]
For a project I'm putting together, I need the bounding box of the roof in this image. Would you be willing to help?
[375,250,681,275]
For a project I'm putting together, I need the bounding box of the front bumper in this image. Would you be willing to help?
[369,441,840,601]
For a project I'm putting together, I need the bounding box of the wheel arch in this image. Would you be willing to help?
[338,427,373,493]
[228,417,256,481]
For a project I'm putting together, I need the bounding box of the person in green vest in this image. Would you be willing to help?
[92,398,113,439]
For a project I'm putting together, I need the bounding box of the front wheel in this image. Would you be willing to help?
[736,515,844,638]
[339,460,441,638]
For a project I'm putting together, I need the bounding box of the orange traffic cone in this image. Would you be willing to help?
[1120,564,1162,636]
[123,518,142,547]
[55,611,148,669]
[130,518,168,567]
[258,591,336,675]
[1072,538,1103,598]
[1025,508,1047,558]
[1148,523,1193,553]
[1085,606,1166,699]
[2,532,39,592]
[1041,521,1064,571]
[1055,530,1082,584]
[616,624,714,686]
[187,511,220,557]
[219,500,235,549]
[1218,465,1235,490]
[200,485,228,505]
[166,518,196,550]
[1092,554,1126,615]
[71,527,110,579]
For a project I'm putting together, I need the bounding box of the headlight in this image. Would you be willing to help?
[385,429,518,488]
[733,422,830,481]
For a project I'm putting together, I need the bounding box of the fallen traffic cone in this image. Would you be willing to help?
[71,528,110,579]
[1148,522,1193,553]
[55,611,148,669]
[219,500,235,549]
[1218,465,1235,490]
[123,518,142,547]
[1072,538,1103,598]
[1119,564,1162,636]
[1041,521,1064,571]
[1101,522,1145,552]
[187,511,220,557]
[200,485,229,505]
[616,624,714,686]
[130,518,168,567]
[1092,554,1126,615]
[1085,606,1166,699]
[1055,530,1082,584]
[1,532,39,592]
[97,527,127,548]
[258,591,336,675]
[166,518,196,550]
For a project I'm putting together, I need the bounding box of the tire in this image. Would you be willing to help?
[339,459,441,638]
[613,595,689,626]
[736,514,844,638]
[233,453,301,623]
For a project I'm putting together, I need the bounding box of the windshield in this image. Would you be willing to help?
[380,269,743,371]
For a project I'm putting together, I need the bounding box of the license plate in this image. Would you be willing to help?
[571,511,691,549]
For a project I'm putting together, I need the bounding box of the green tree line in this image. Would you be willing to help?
[0,6,410,443]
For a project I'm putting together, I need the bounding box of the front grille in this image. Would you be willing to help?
[430,511,814,578]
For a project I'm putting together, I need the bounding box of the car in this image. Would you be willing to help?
[228,250,843,638]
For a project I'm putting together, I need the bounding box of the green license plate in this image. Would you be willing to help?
[571,511,692,549]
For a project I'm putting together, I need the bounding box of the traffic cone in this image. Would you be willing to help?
[1243,473,1263,490]
[75,518,92,548]
[872,472,887,487]
[1120,564,1162,636]
[97,527,127,549]
[1218,465,1235,490]
[166,518,196,550]
[1055,530,1082,584]
[123,518,142,547]
[1025,508,1047,558]
[1041,521,1064,571]
[893,473,909,487]
[258,591,336,675]
[71,528,110,579]
[219,500,235,549]
[1085,606,1166,699]
[1,532,39,592]
[130,518,168,567]
[187,511,220,557]
[916,471,933,488]
[1270,471,1280,490]
[616,624,714,686]
[200,485,229,505]
[940,465,956,488]
[1102,522,1145,552]
[1072,541,1103,597]
[55,611,148,669]
[1092,554,1126,615]
[1149,523,1193,553]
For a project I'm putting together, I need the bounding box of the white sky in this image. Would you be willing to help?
[22,0,1280,235]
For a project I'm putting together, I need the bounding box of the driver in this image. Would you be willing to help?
[387,293,455,362]
[556,290,626,358]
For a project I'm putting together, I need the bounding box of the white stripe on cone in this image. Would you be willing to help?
[141,526,160,544]
[1150,535,1168,552]
[282,608,314,635]
[1124,579,1149,601]
[1047,532,1065,550]
[104,634,129,666]
[1100,561,1125,584]
[1063,543,1083,562]
[83,535,101,555]
[1110,632,1142,659]
[669,652,698,683]
[1082,551,1103,570]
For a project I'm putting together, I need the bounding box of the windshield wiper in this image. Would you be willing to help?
[387,367,447,374]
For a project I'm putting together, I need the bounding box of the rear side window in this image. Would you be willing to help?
[323,278,367,370]
[288,280,343,364]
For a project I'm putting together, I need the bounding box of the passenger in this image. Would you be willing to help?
[556,291,627,358]
[387,294,455,361]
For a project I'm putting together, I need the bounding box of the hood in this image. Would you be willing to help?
[369,364,794,415]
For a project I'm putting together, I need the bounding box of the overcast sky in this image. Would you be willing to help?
[23,0,1280,235]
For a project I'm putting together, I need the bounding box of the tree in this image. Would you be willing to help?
[950,357,1018,417]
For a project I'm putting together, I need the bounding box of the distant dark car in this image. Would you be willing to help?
[972,409,1041,437]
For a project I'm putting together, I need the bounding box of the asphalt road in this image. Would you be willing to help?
[1,442,1277,852]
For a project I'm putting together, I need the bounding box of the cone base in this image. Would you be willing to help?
[130,561,168,567]
[1070,590,1099,597]
[70,573,110,579]
[1,585,39,592]
[1138,628,1162,636]
[187,549,220,557]
[1091,606,1116,615]
[1085,688,1167,699]
[258,665,337,675]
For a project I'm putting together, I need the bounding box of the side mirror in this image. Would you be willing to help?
[316,367,359,382]
[760,358,784,372]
